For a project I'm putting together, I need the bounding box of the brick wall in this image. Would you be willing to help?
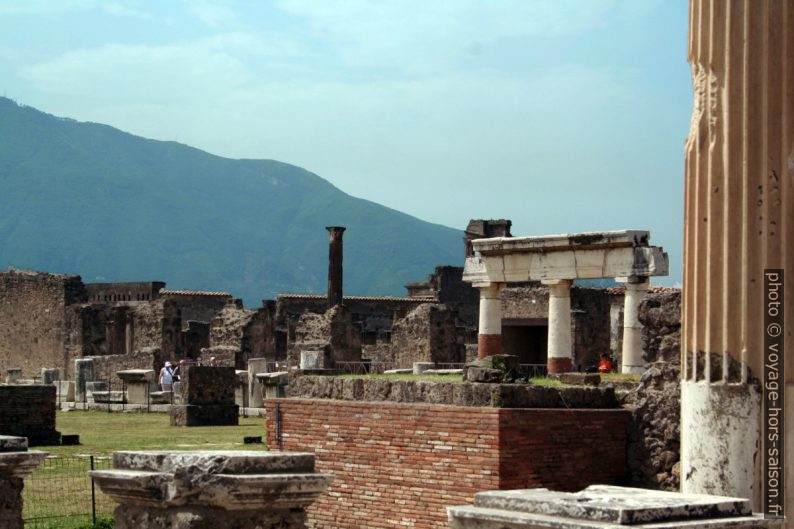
[265,399,629,529]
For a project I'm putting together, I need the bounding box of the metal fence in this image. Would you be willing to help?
[23,455,116,528]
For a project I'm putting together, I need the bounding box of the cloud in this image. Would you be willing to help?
[187,2,238,28]
[0,0,149,18]
[19,32,303,101]
[274,0,616,73]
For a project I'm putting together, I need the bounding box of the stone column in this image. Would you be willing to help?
[543,279,573,374]
[476,282,504,358]
[0,436,47,529]
[247,358,268,408]
[74,358,95,403]
[90,451,334,529]
[683,0,793,521]
[326,226,345,309]
[616,276,649,374]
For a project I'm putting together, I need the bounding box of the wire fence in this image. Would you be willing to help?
[23,455,116,528]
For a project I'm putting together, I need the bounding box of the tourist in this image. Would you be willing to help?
[172,360,186,382]
[598,353,613,374]
[159,361,175,390]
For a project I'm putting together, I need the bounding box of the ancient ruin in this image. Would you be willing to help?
[0,436,46,529]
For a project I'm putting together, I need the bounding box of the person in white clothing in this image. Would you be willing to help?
[159,361,175,390]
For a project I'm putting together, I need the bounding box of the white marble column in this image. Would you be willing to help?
[476,282,504,358]
[543,280,572,374]
[616,276,649,374]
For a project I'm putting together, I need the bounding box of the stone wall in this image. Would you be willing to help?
[0,385,60,445]
[287,376,620,408]
[85,282,165,303]
[89,348,162,382]
[160,291,231,324]
[638,290,681,363]
[0,268,86,378]
[265,398,629,529]
[209,302,276,367]
[390,304,464,368]
[131,299,181,361]
[288,305,362,367]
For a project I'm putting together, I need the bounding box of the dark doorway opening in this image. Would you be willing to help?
[502,318,548,365]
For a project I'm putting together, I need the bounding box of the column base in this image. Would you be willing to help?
[547,357,572,375]
[621,365,645,375]
[477,335,502,358]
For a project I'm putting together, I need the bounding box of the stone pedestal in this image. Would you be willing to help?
[234,370,249,408]
[74,358,95,403]
[247,358,268,409]
[413,362,435,375]
[476,282,504,358]
[170,366,238,426]
[56,380,74,402]
[447,485,784,528]
[256,372,288,400]
[4,369,21,385]
[40,368,59,385]
[543,279,573,374]
[90,450,333,529]
[616,276,649,374]
[117,370,155,405]
[0,436,47,529]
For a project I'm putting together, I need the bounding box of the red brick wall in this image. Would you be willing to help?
[265,399,629,529]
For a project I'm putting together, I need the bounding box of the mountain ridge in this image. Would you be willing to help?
[0,97,462,306]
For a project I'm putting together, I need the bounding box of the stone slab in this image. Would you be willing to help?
[470,486,752,524]
[117,370,155,383]
[422,368,463,375]
[111,450,316,474]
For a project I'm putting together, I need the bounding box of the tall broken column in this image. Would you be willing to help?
[682,0,792,521]
[326,226,345,309]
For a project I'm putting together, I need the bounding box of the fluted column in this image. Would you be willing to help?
[476,282,504,358]
[543,280,573,374]
[683,0,792,521]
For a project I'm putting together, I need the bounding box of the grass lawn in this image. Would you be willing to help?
[24,411,268,528]
[45,410,267,456]
[340,373,466,383]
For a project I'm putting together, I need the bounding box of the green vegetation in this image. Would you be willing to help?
[45,410,267,456]
[527,376,564,387]
[0,97,461,305]
[340,373,466,383]
[601,372,641,383]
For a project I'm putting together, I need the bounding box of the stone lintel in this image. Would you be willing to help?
[463,246,668,285]
[472,230,651,255]
[447,485,783,529]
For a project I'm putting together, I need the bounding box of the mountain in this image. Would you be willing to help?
[0,98,462,306]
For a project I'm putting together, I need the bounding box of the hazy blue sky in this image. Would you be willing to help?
[0,0,691,285]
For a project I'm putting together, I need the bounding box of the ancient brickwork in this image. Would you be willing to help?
[0,268,87,378]
[160,290,231,325]
[390,304,464,368]
[85,282,165,303]
[0,385,60,445]
[265,399,629,529]
[131,299,181,361]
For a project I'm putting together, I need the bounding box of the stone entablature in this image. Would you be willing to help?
[463,230,669,375]
[90,450,333,529]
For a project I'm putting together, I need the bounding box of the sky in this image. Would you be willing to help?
[0,0,692,285]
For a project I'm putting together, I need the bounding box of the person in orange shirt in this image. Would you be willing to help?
[598,353,613,373]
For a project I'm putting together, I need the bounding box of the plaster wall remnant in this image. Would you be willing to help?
[682,1,793,520]
[391,304,465,368]
[0,436,46,529]
[89,450,333,529]
[464,230,668,373]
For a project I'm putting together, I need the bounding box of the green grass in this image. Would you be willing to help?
[601,373,641,383]
[41,410,267,456]
[527,377,564,387]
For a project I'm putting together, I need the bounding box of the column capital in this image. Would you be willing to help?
[472,282,505,295]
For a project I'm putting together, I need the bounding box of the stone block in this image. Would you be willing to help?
[0,385,61,446]
[74,358,95,403]
[247,358,268,408]
[40,368,59,385]
[412,362,435,374]
[4,369,21,385]
[90,451,333,529]
[447,485,783,528]
[179,366,235,405]
[170,404,239,427]
[552,373,601,387]
[300,349,327,370]
[56,381,75,402]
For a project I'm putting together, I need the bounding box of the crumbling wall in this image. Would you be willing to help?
[638,290,681,363]
[0,268,86,378]
[209,302,276,367]
[390,304,464,368]
[288,305,362,367]
[570,288,612,369]
[161,293,231,324]
[88,348,163,382]
[130,299,180,361]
